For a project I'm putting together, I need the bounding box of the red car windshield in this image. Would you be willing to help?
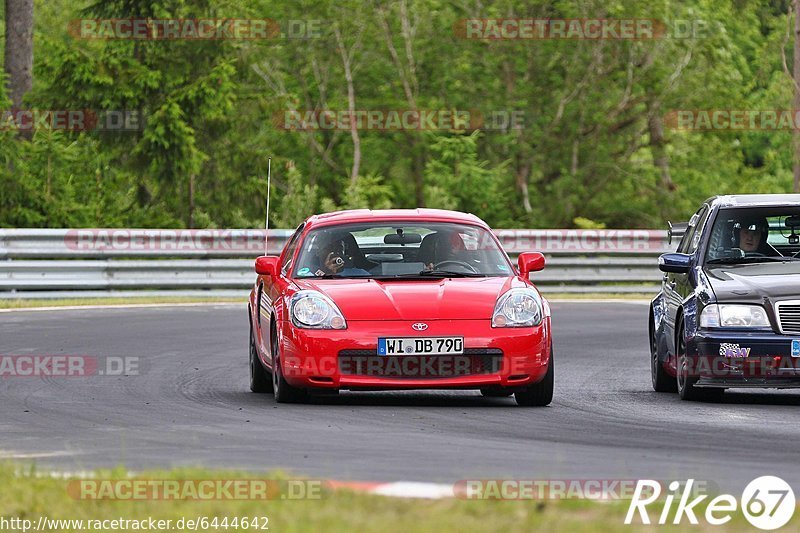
[293,222,513,278]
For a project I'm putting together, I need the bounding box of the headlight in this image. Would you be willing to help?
[290,290,347,329]
[492,288,543,327]
[700,304,770,329]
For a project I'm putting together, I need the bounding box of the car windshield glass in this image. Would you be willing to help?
[704,206,800,265]
[292,222,513,279]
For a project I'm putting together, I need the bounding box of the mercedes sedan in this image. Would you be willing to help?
[650,194,800,401]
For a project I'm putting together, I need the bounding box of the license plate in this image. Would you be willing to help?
[378,337,464,356]
[792,340,800,358]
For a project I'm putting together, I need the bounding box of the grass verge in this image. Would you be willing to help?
[0,464,766,532]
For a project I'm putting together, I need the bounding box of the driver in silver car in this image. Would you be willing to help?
[734,216,772,255]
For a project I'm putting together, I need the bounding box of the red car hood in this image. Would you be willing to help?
[292,276,518,321]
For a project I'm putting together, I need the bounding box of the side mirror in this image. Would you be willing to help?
[658,253,692,274]
[518,252,546,277]
[255,256,280,276]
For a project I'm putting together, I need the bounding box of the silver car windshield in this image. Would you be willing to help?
[705,207,800,264]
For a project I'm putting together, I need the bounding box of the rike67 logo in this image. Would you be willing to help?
[625,476,795,530]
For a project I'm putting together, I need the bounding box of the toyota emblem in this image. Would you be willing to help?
[412,323,428,331]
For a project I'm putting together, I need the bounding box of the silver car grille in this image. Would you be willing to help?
[776,301,800,334]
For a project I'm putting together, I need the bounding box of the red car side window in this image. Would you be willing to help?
[281,224,304,275]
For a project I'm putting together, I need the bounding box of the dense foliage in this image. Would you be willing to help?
[0,0,797,229]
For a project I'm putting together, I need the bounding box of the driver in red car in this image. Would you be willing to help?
[421,230,467,271]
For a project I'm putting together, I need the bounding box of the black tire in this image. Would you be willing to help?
[676,317,723,402]
[515,347,554,407]
[480,388,513,398]
[651,315,677,393]
[249,315,273,393]
[272,327,307,404]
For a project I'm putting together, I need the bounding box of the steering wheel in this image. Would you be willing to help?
[744,252,766,258]
[433,260,478,273]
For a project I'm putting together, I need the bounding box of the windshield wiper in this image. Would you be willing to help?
[366,271,484,280]
[706,256,799,265]
[416,269,484,277]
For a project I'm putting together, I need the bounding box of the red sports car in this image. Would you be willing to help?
[247,209,553,406]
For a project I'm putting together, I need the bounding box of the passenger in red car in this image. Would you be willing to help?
[314,236,371,277]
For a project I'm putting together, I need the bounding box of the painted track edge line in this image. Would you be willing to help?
[20,474,455,500]
[548,299,650,305]
[328,480,455,499]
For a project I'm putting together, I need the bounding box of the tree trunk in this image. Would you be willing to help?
[515,160,533,214]
[344,68,361,184]
[4,0,34,109]
[188,174,196,228]
[647,101,676,192]
[411,137,425,206]
[377,3,423,204]
[334,26,362,184]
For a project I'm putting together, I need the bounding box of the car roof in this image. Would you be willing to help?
[704,194,800,208]
[302,209,488,230]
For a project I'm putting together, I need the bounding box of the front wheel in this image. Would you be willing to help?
[272,331,307,404]
[515,347,554,407]
[651,317,676,393]
[249,317,273,393]
[676,318,723,402]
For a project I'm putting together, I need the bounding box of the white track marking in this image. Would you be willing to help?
[0,302,244,313]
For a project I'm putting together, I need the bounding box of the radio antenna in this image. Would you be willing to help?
[264,158,271,256]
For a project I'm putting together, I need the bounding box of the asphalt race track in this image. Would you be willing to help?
[2,301,799,492]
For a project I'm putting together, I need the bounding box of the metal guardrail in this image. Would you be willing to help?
[0,229,674,298]
[0,229,294,259]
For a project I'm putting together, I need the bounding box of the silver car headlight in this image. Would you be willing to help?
[699,304,770,329]
[290,290,347,329]
[492,288,543,328]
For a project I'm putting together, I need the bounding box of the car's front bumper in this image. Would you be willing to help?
[682,329,800,387]
[278,318,550,390]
